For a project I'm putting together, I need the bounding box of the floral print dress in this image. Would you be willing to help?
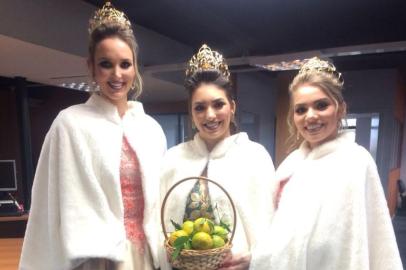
[183,166,215,222]
[120,136,146,250]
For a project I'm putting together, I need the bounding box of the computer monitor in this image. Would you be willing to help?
[0,160,17,192]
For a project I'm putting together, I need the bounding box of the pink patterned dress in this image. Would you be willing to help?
[120,136,146,251]
[74,136,153,270]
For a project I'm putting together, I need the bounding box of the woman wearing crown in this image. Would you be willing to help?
[19,3,166,270]
[250,57,403,270]
[159,44,276,270]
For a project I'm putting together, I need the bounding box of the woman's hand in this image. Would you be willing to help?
[218,252,251,270]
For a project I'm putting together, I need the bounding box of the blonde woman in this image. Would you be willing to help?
[20,3,166,269]
[251,57,402,270]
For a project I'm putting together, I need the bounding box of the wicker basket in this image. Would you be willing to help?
[161,176,237,270]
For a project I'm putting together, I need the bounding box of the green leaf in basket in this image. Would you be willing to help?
[174,236,189,248]
[172,246,181,260]
[170,219,182,230]
[220,220,231,233]
[184,239,192,250]
[172,236,189,260]
[207,219,215,232]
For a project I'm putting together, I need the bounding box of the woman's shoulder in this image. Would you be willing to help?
[51,102,92,127]
[277,149,302,167]
[127,101,164,128]
[141,112,164,132]
[165,140,194,157]
[234,132,271,156]
[337,140,376,167]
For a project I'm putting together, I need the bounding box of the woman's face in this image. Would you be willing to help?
[191,83,235,151]
[90,36,135,106]
[292,84,343,148]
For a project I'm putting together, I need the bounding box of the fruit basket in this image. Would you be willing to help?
[161,176,237,270]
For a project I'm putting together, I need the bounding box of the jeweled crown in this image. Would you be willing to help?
[186,44,230,79]
[88,2,132,34]
[299,57,343,84]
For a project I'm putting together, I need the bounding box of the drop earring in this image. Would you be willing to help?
[91,80,100,92]
[191,121,197,131]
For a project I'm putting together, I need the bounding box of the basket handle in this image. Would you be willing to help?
[161,176,237,244]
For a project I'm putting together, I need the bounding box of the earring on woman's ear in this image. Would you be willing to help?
[90,80,100,92]
[296,131,300,141]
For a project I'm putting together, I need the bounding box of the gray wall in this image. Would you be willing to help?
[236,68,400,194]
[236,72,278,159]
[0,0,193,64]
[341,69,398,194]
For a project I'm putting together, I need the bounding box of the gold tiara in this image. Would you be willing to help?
[186,44,230,79]
[299,57,343,84]
[88,2,132,34]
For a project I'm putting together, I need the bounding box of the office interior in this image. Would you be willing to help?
[1,0,406,268]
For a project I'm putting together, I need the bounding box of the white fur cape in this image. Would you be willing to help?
[250,131,403,270]
[159,132,276,270]
[19,94,166,270]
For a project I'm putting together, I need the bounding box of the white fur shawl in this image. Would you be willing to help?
[250,131,403,270]
[19,94,166,270]
[159,132,276,270]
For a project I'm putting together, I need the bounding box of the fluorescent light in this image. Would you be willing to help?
[59,81,92,92]
[257,59,307,71]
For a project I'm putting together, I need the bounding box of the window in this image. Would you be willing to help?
[346,113,380,160]
[151,114,189,148]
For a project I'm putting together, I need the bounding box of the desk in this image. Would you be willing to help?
[0,214,28,222]
[0,214,28,238]
[0,238,23,270]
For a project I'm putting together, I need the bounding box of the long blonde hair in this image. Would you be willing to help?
[287,68,346,149]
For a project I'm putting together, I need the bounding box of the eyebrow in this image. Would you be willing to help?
[193,98,225,105]
[96,57,132,62]
[294,97,330,107]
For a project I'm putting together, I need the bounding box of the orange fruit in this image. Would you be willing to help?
[182,220,194,235]
[193,218,213,234]
[191,232,213,250]
[169,230,188,246]
[212,235,225,248]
